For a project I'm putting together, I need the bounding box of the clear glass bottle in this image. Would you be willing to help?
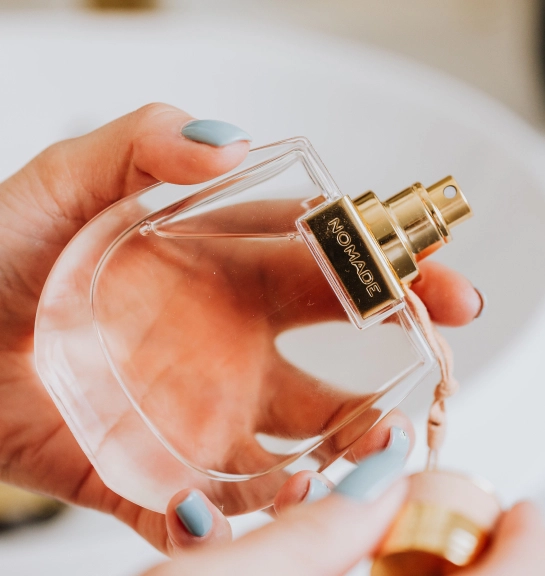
[34,137,471,515]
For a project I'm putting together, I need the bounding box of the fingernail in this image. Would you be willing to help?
[473,287,487,319]
[304,478,331,503]
[181,119,252,147]
[175,491,213,537]
[334,427,410,501]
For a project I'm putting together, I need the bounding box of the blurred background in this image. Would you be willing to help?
[1,0,544,125]
[2,1,545,575]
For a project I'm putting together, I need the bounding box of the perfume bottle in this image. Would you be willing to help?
[35,137,471,515]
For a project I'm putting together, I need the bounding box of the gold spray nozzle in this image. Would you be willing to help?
[427,176,472,229]
[353,176,472,284]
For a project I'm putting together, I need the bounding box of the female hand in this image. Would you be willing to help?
[145,495,545,576]
[145,426,545,576]
[0,103,482,554]
[146,426,411,575]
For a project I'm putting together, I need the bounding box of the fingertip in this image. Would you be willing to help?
[274,472,332,514]
[470,500,545,573]
[274,415,413,516]
[498,501,544,536]
[129,104,251,186]
[347,410,415,463]
[197,139,251,181]
[412,261,482,326]
[165,488,231,554]
[305,477,333,503]
[181,119,252,148]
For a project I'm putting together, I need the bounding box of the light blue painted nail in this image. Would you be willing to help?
[181,119,252,147]
[334,427,410,502]
[304,478,331,503]
[175,491,213,537]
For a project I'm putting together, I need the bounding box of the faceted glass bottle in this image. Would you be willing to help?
[34,138,471,515]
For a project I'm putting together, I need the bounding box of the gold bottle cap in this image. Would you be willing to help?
[354,177,472,284]
[371,470,501,576]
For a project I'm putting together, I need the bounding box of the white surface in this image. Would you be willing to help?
[1,10,545,575]
[0,508,163,576]
[0,506,271,576]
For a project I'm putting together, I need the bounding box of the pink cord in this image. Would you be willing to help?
[405,289,459,470]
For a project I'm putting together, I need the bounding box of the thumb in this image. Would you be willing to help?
[145,427,409,576]
[226,481,407,576]
[0,104,250,333]
[4,103,251,230]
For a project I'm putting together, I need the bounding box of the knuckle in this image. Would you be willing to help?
[36,141,67,166]
[132,102,182,125]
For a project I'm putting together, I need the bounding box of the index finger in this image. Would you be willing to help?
[461,502,545,576]
[411,260,483,326]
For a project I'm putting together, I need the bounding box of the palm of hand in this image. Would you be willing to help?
[90,215,354,480]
